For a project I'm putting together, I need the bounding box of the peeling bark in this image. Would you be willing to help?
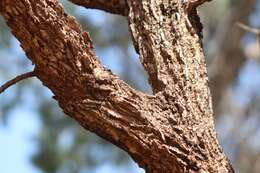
[1,0,234,172]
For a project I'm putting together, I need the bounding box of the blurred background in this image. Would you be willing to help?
[0,0,260,172]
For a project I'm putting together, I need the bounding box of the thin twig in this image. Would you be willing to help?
[0,71,36,94]
[237,22,260,58]
[236,22,260,35]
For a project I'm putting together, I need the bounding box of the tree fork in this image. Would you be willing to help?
[1,0,234,172]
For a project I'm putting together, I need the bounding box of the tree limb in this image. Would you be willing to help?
[68,0,128,16]
[1,0,234,172]
[0,71,36,94]
[1,0,155,168]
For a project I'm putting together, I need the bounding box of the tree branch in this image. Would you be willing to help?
[236,22,260,35]
[1,0,234,172]
[127,0,209,94]
[68,0,128,16]
[126,0,234,172]
[0,71,36,94]
[1,0,153,168]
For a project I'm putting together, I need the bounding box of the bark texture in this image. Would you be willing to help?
[1,0,234,172]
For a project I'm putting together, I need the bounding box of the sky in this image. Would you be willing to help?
[0,108,41,173]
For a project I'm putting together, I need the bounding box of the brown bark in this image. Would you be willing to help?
[1,0,234,172]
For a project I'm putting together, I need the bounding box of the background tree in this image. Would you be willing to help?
[0,0,260,173]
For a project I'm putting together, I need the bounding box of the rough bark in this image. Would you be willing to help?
[1,0,234,172]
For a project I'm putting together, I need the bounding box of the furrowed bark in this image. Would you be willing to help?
[68,0,128,16]
[1,0,234,172]
[126,0,233,172]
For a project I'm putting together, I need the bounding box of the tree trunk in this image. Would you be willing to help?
[0,0,234,172]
